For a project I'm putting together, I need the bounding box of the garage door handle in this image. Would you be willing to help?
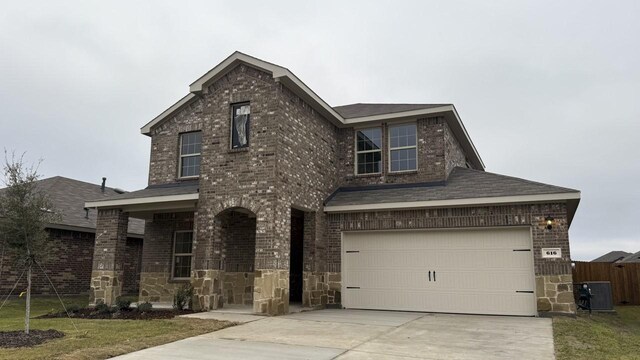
[428,271,431,281]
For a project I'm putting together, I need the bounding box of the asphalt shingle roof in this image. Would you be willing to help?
[621,251,640,263]
[0,176,144,236]
[325,167,579,207]
[333,103,450,119]
[87,181,199,202]
[591,251,633,262]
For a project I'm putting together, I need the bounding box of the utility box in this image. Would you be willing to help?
[575,281,614,311]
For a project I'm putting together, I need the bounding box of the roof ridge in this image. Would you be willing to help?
[47,176,128,192]
[452,167,580,193]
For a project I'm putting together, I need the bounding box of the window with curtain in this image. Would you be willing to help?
[231,103,250,149]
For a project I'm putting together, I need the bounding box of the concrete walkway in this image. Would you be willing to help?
[112,309,555,359]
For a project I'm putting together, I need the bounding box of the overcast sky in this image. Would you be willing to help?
[1,1,638,260]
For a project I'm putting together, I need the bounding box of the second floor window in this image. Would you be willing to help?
[356,127,382,174]
[231,103,250,149]
[389,123,417,172]
[172,231,193,279]
[179,131,201,178]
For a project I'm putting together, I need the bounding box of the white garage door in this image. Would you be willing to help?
[342,227,536,316]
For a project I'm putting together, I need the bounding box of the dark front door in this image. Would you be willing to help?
[289,209,304,303]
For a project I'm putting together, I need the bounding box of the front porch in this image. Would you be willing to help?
[85,185,335,316]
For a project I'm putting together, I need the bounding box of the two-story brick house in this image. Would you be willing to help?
[86,52,580,316]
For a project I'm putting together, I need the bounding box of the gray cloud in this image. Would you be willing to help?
[1,0,638,260]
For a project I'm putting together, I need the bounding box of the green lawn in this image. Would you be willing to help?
[554,306,640,360]
[0,296,233,360]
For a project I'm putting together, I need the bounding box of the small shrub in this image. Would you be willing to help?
[66,304,81,313]
[115,297,132,311]
[173,284,194,310]
[137,301,153,312]
[94,301,112,315]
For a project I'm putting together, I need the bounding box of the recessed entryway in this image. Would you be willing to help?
[289,208,305,304]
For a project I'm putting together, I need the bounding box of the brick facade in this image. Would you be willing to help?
[93,60,575,316]
[0,229,141,296]
[325,203,575,313]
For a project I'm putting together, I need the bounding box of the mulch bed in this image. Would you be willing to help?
[0,329,65,348]
[37,308,195,320]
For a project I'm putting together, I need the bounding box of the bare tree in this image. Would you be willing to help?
[0,151,58,334]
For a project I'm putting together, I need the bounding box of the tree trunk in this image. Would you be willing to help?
[25,262,31,335]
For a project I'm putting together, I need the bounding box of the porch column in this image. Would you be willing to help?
[192,209,224,311]
[90,209,129,306]
[253,204,290,315]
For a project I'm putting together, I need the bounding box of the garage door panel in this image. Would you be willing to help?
[345,269,533,291]
[342,228,536,316]
[344,289,535,316]
[345,249,532,270]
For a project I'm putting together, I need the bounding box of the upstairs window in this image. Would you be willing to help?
[179,131,202,178]
[389,123,417,172]
[172,231,193,279]
[356,128,382,174]
[231,103,250,149]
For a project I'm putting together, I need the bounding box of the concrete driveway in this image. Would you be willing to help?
[112,309,555,359]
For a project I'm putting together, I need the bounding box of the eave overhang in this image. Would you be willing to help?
[324,192,581,227]
[84,193,199,216]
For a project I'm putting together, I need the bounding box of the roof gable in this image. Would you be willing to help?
[139,51,485,170]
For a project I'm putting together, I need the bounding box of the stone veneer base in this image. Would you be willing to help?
[253,269,289,315]
[536,274,576,314]
[303,271,341,308]
[138,272,188,303]
[89,270,123,306]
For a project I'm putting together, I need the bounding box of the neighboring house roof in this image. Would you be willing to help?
[0,176,144,237]
[324,167,581,226]
[139,51,485,170]
[591,251,633,262]
[333,103,450,119]
[620,251,640,263]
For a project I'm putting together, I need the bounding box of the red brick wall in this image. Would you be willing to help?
[0,229,142,295]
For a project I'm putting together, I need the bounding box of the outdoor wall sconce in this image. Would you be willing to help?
[545,216,555,230]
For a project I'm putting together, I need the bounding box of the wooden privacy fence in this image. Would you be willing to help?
[572,261,640,305]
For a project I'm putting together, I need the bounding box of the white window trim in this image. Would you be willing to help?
[388,123,418,173]
[354,127,383,175]
[179,132,201,179]
[171,230,194,280]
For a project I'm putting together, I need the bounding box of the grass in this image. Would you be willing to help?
[554,306,640,360]
[0,296,233,360]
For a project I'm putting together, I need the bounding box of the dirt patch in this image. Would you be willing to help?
[37,308,195,320]
[0,329,65,348]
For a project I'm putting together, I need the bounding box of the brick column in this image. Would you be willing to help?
[192,209,224,311]
[253,203,289,315]
[89,209,129,306]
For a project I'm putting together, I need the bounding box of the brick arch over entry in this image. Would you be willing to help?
[209,199,263,219]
